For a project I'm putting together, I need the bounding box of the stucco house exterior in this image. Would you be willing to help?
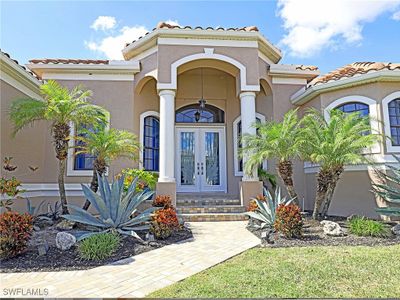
[1,22,400,220]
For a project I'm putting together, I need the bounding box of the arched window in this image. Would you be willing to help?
[233,113,266,176]
[335,102,369,116]
[143,116,159,171]
[176,104,224,123]
[388,99,400,146]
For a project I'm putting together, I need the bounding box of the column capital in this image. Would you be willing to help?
[239,91,256,99]
[158,89,176,97]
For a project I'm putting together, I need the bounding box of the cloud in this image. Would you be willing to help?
[392,10,400,20]
[277,0,400,57]
[90,16,117,31]
[164,19,181,26]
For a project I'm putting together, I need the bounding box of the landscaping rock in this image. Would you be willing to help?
[37,242,49,256]
[55,232,76,250]
[392,224,400,236]
[56,219,75,230]
[321,220,347,236]
[261,229,275,244]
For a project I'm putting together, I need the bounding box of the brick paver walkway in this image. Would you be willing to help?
[1,221,259,298]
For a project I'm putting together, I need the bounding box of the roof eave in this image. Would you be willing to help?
[291,70,400,105]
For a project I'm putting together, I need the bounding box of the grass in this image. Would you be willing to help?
[348,216,391,237]
[78,232,120,260]
[149,245,400,298]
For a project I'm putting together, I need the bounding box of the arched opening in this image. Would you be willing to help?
[176,104,225,123]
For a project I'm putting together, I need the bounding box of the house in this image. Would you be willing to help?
[1,22,399,219]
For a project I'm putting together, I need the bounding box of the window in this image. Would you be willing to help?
[74,125,96,170]
[388,99,400,146]
[335,102,369,116]
[176,104,224,123]
[140,112,160,171]
[233,113,266,176]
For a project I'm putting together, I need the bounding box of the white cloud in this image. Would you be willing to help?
[165,19,181,27]
[85,25,148,60]
[392,10,400,20]
[277,0,400,57]
[90,16,117,31]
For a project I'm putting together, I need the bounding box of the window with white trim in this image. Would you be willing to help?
[387,98,400,146]
[74,124,96,170]
[233,113,266,176]
[140,111,160,171]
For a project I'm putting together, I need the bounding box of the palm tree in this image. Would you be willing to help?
[243,109,301,202]
[74,127,140,210]
[299,109,377,219]
[9,80,107,214]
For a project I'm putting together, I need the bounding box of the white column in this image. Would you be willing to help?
[240,91,258,181]
[158,89,176,182]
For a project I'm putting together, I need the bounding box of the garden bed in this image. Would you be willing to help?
[0,222,193,273]
[248,215,400,248]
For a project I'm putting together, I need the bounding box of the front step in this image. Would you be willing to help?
[180,212,248,222]
[177,198,241,207]
[177,205,246,214]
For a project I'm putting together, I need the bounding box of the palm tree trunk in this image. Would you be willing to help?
[320,166,344,217]
[83,158,107,210]
[277,160,298,204]
[312,169,334,220]
[53,122,70,214]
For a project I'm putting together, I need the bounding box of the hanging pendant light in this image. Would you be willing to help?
[195,68,207,122]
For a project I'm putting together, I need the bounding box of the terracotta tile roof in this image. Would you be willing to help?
[29,59,109,65]
[1,49,41,81]
[125,21,260,47]
[295,64,319,71]
[310,62,400,86]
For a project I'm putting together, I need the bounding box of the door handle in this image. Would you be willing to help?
[197,162,200,175]
[201,162,204,175]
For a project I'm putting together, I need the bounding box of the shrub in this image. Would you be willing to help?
[78,232,120,260]
[0,211,33,258]
[274,204,303,238]
[151,207,180,239]
[121,168,158,192]
[348,216,390,237]
[153,195,172,208]
[247,195,265,212]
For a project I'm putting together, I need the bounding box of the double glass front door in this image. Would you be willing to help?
[176,127,226,192]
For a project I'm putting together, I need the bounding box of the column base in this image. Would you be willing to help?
[240,180,263,208]
[156,181,177,207]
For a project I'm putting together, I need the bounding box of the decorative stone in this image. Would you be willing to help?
[392,224,400,236]
[37,242,49,256]
[55,232,76,250]
[146,233,155,242]
[56,219,75,230]
[321,220,347,236]
[261,228,275,244]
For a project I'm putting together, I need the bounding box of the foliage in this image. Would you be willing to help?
[153,195,172,208]
[274,204,303,238]
[151,207,180,239]
[25,199,62,223]
[247,194,266,212]
[0,211,33,258]
[0,177,24,198]
[9,80,108,214]
[78,232,120,260]
[243,109,301,201]
[62,174,156,241]
[299,109,378,219]
[245,187,296,229]
[121,168,158,192]
[348,216,390,237]
[371,155,400,217]
[258,168,277,190]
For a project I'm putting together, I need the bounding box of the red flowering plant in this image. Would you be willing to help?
[274,203,303,238]
[150,195,180,239]
[0,211,33,258]
[247,194,266,212]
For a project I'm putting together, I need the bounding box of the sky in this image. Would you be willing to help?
[1,0,400,74]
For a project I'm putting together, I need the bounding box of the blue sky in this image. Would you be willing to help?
[1,0,400,74]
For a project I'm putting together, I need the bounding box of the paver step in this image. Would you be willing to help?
[177,205,246,214]
[180,212,248,222]
[177,198,241,206]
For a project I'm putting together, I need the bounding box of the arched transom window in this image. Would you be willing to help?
[335,102,369,116]
[176,104,225,123]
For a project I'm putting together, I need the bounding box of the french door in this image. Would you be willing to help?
[176,126,226,192]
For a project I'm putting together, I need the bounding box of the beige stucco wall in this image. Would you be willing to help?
[300,81,400,217]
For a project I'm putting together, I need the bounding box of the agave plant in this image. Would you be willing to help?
[62,174,157,240]
[245,187,296,229]
[371,155,400,217]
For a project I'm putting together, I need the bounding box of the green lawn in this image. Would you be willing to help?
[149,245,400,298]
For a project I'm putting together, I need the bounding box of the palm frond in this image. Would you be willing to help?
[9,98,47,136]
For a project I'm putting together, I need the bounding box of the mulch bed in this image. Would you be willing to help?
[0,222,193,273]
[248,215,400,248]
